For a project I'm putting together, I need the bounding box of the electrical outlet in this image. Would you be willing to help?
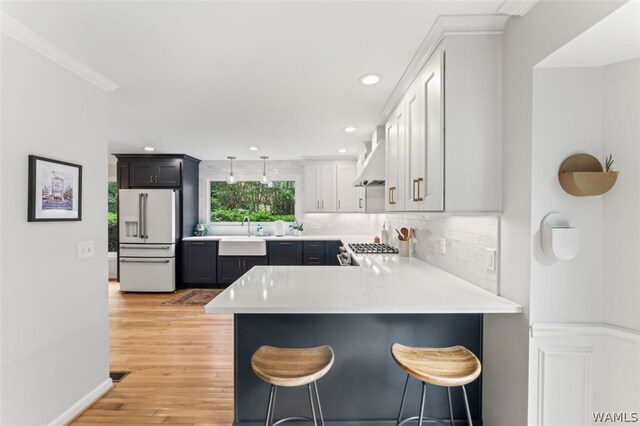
[78,241,94,260]
[438,238,446,255]
[486,248,496,272]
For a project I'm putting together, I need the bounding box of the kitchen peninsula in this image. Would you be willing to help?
[205,238,521,425]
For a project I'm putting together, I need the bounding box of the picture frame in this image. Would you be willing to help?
[28,155,82,222]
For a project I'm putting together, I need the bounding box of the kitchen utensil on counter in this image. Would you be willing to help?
[274,220,286,237]
[396,229,405,240]
[374,236,381,243]
[381,222,389,244]
[398,240,409,257]
[401,227,410,241]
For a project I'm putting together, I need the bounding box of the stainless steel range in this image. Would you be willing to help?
[348,243,399,254]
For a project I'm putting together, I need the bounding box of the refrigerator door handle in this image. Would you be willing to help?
[143,193,149,239]
[138,193,144,239]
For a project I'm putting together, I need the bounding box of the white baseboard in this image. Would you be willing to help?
[49,378,113,426]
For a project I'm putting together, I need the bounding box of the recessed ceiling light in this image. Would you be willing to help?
[343,126,356,133]
[143,146,155,152]
[248,146,260,151]
[338,148,347,153]
[359,73,382,85]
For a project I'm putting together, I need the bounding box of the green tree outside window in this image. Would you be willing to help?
[210,181,295,222]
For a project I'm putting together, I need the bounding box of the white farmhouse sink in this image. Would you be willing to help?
[218,236,267,256]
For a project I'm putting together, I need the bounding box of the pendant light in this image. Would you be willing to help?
[226,156,237,184]
[260,156,273,187]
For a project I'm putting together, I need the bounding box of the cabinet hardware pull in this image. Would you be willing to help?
[414,178,424,202]
[150,175,153,184]
[322,200,324,209]
[191,242,205,246]
[338,200,341,210]
[309,257,319,260]
[359,198,363,209]
[317,200,319,209]
[120,259,170,264]
[155,175,159,184]
[120,245,170,250]
[389,187,397,205]
[279,242,292,245]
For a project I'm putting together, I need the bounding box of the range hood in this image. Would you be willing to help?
[353,139,385,187]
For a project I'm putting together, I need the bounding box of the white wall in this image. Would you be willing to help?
[484,1,625,425]
[602,57,640,331]
[531,67,604,324]
[0,34,110,425]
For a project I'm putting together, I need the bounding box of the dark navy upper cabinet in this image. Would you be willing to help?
[130,159,182,188]
[182,241,217,286]
[268,241,303,265]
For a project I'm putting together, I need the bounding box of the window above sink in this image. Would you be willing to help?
[210,180,296,223]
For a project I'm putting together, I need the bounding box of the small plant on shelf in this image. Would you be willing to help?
[605,154,615,172]
[290,220,304,235]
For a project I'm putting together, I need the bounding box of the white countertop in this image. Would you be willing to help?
[183,234,345,242]
[204,242,523,314]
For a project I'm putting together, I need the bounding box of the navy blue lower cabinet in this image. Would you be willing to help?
[217,256,268,285]
[182,241,217,287]
[325,241,341,265]
[268,241,303,265]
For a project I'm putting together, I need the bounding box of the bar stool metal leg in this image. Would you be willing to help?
[308,384,318,426]
[418,382,427,426]
[447,387,454,425]
[313,381,325,426]
[462,385,473,426]
[396,374,410,425]
[265,385,275,426]
[270,386,278,425]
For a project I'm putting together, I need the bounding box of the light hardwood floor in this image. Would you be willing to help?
[73,282,234,425]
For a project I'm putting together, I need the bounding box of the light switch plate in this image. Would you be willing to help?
[78,241,94,260]
[438,238,446,255]
[486,248,496,271]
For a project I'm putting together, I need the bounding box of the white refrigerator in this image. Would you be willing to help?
[119,189,177,292]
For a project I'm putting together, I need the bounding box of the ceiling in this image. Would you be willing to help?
[2,1,506,161]
[537,0,640,68]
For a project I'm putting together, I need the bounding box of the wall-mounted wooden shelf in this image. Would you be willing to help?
[558,153,619,197]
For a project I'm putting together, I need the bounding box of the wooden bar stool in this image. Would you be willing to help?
[391,343,482,426]
[251,345,335,426]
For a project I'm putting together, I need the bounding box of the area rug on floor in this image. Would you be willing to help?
[162,289,223,306]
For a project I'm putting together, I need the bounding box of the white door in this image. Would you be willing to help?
[336,164,357,212]
[142,189,176,244]
[119,189,144,244]
[386,102,406,211]
[319,165,336,212]
[119,257,175,292]
[355,187,366,212]
[406,81,422,211]
[305,165,319,212]
[420,51,444,211]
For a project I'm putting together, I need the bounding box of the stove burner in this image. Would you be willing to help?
[348,243,399,254]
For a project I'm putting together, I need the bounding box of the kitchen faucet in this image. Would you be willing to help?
[241,216,251,236]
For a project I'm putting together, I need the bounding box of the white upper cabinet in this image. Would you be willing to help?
[385,34,501,213]
[336,163,357,212]
[305,161,358,213]
[305,162,336,212]
[385,102,406,211]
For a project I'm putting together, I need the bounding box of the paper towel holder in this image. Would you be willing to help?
[540,212,579,260]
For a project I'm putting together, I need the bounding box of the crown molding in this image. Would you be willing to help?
[0,12,118,92]
[497,0,540,17]
[381,14,509,118]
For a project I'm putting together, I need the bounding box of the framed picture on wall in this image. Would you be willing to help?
[28,155,82,222]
